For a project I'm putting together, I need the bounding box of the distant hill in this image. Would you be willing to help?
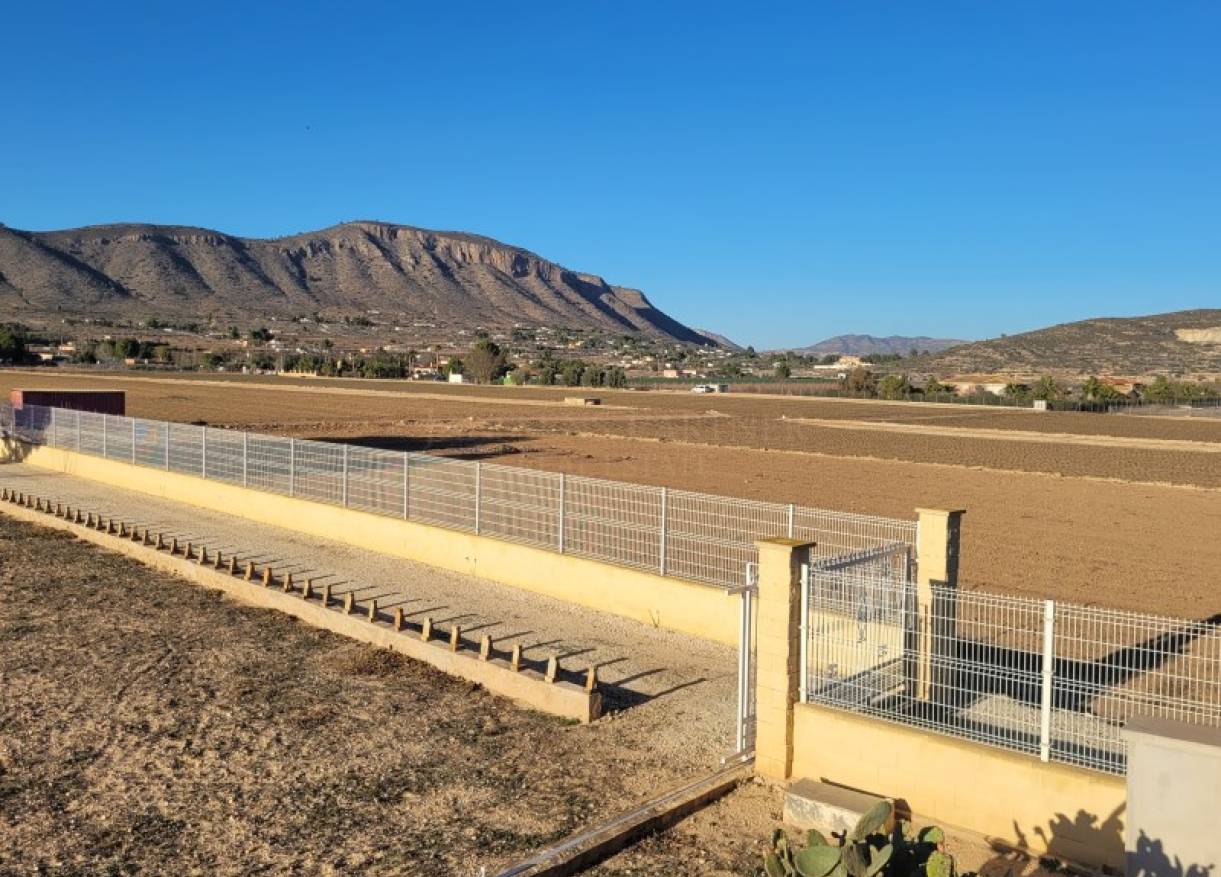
[917,309,1221,377]
[0,220,711,344]
[785,334,968,357]
[694,328,743,350]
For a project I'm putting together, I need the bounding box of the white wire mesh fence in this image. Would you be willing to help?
[2,402,917,591]
[804,556,1221,775]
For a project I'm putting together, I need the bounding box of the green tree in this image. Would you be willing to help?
[1144,375,1174,402]
[578,367,597,387]
[1032,375,1063,401]
[877,373,912,400]
[774,360,792,379]
[464,339,508,383]
[249,327,274,344]
[604,367,627,388]
[1002,382,1031,401]
[923,378,951,396]
[0,323,28,363]
[561,360,586,387]
[844,367,878,396]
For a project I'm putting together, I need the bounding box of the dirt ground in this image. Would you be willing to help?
[3,371,1219,616]
[0,514,1088,877]
[0,515,769,876]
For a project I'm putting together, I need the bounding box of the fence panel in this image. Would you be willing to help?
[167,422,204,475]
[563,475,663,571]
[133,418,169,468]
[665,491,787,586]
[795,507,917,559]
[245,433,293,495]
[1051,604,1221,774]
[478,462,561,548]
[202,427,245,485]
[103,415,134,462]
[406,453,477,531]
[346,446,407,517]
[292,439,345,505]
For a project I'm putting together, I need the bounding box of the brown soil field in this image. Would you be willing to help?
[0,514,767,875]
[4,371,1219,617]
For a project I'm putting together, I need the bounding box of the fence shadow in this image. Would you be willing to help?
[321,434,524,460]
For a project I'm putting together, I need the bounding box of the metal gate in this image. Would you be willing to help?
[726,562,758,760]
[803,542,915,709]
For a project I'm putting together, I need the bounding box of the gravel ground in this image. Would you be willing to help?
[0,463,738,768]
[0,510,754,875]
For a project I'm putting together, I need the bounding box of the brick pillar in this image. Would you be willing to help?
[755,538,815,781]
[914,508,965,703]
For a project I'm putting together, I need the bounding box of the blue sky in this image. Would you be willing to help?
[2,2,1217,348]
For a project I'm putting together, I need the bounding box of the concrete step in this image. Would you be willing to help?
[783,778,894,837]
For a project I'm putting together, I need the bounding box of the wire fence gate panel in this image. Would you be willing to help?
[803,552,1221,776]
[2,402,917,594]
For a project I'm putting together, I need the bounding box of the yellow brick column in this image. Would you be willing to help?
[914,508,966,702]
[755,537,816,781]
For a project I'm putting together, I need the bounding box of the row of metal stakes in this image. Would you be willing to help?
[2,487,598,693]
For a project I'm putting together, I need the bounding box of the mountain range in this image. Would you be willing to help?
[784,335,968,357]
[0,220,709,344]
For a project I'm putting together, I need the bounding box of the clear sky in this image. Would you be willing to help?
[2,2,1217,348]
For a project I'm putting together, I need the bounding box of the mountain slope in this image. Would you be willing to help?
[0,221,710,343]
[786,335,968,356]
[917,310,1221,376]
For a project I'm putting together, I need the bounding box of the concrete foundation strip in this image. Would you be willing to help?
[491,759,753,877]
[0,491,602,722]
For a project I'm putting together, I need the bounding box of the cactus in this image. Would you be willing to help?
[761,803,964,877]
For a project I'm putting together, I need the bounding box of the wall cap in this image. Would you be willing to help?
[754,538,817,550]
[1123,714,1221,756]
[914,508,967,518]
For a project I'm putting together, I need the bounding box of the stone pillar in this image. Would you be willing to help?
[755,537,815,781]
[913,508,965,703]
[1123,715,1221,877]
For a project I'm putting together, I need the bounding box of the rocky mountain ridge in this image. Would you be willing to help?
[0,220,709,343]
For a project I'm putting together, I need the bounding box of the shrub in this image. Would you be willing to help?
[762,801,964,877]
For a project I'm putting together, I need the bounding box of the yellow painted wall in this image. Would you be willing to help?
[12,443,741,645]
[792,703,1126,869]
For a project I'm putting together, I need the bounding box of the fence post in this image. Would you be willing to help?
[798,560,810,703]
[75,409,81,451]
[164,423,170,469]
[913,508,966,703]
[200,426,207,478]
[131,418,136,463]
[659,487,668,575]
[289,438,296,497]
[474,462,481,534]
[342,444,349,507]
[754,538,816,780]
[402,451,409,519]
[787,503,795,539]
[51,407,58,446]
[102,415,108,457]
[1039,599,1056,762]
[242,432,248,487]
[558,472,566,553]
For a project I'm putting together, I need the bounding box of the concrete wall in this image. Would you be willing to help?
[8,442,741,645]
[792,703,1127,869]
[1123,716,1221,877]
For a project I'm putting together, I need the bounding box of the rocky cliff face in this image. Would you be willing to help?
[0,220,709,343]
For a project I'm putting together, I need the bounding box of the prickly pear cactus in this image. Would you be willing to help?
[762,811,969,877]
